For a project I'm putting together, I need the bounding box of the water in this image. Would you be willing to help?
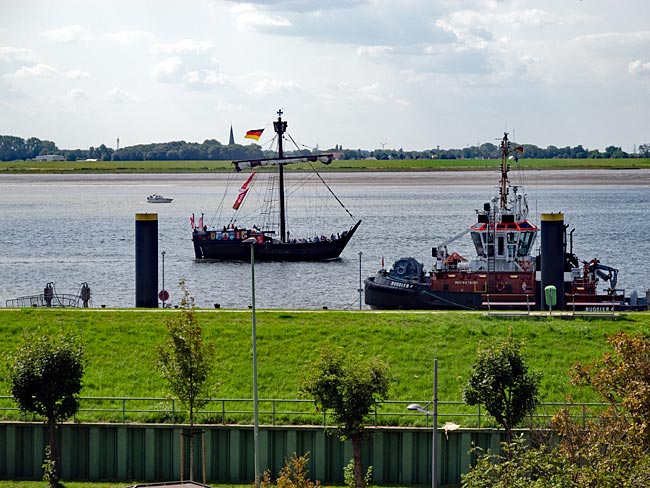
[1,170,648,309]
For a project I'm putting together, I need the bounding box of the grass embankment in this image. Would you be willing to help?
[1,158,649,173]
[1,309,648,425]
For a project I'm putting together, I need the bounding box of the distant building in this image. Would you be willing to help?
[229,125,235,145]
[33,154,65,162]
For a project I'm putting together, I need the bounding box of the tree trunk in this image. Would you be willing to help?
[352,434,365,488]
[189,405,194,481]
[47,415,59,487]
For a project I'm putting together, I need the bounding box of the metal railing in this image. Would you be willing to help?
[5,293,82,308]
[0,395,611,428]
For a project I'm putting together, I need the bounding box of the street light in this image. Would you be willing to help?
[242,237,260,488]
[161,250,166,308]
[358,251,363,310]
[407,358,438,488]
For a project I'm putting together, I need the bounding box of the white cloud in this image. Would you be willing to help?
[247,78,303,97]
[40,25,91,43]
[151,39,215,56]
[10,63,58,78]
[574,31,650,49]
[151,39,228,89]
[153,57,185,83]
[357,45,394,58]
[202,71,230,85]
[229,3,292,30]
[105,30,154,44]
[355,82,409,106]
[67,88,89,102]
[105,87,138,103]
[66,69,90,79]
[629,60,650,77]
[318,80,409,106]
[0,46,33,63]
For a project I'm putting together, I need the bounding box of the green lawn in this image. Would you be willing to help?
[1,309,648,425]
[1,157,648,173]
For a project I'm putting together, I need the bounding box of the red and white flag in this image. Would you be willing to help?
[233,172,257,210]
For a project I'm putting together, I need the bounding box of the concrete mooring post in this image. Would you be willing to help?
[135,213,158,308]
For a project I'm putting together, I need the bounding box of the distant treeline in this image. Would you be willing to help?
[1,134,649,162]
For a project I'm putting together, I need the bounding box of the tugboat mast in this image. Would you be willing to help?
[273,109,288,242]
[499,132,511,211]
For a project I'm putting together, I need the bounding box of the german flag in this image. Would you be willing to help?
[245,129,264,141]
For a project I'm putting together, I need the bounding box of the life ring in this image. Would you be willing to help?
[222,233,229,240]
[496,281,505,292]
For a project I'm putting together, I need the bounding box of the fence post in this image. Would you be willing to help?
[272,400,276,426]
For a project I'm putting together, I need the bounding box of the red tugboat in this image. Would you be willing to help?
[364,133,645,311]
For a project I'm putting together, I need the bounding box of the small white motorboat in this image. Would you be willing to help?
[147,194,173,203]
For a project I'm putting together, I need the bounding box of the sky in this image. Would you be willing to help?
[1,0,649,153]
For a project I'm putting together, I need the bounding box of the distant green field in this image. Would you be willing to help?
[1,158,648,173]
[1,309,648,425]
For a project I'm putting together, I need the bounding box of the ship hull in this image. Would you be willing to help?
[193,220,361,262]
[364,275,483,310]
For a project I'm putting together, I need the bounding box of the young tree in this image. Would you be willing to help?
[301,346,391,488]
[8,330,85,488]
[462,331,650,487]
[157,284,214,481]
[463,337,540,442]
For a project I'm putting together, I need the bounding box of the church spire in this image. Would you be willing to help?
[229,124,235,145]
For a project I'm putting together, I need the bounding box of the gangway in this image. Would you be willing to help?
[5,282,91,308]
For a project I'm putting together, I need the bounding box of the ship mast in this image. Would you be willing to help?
[499,133,510,210]
[273,109,288,242]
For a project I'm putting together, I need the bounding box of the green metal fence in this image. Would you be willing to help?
[0,422,502,485]
[0,395,610,427]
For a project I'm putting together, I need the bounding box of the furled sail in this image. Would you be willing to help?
[233,154,333,172]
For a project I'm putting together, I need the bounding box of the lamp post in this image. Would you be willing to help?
[242,237,260,488]
[358,251,363,310]
[161,250,166,308]
[407,358,438,488]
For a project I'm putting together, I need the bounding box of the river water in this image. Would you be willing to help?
[1,170,649,309]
